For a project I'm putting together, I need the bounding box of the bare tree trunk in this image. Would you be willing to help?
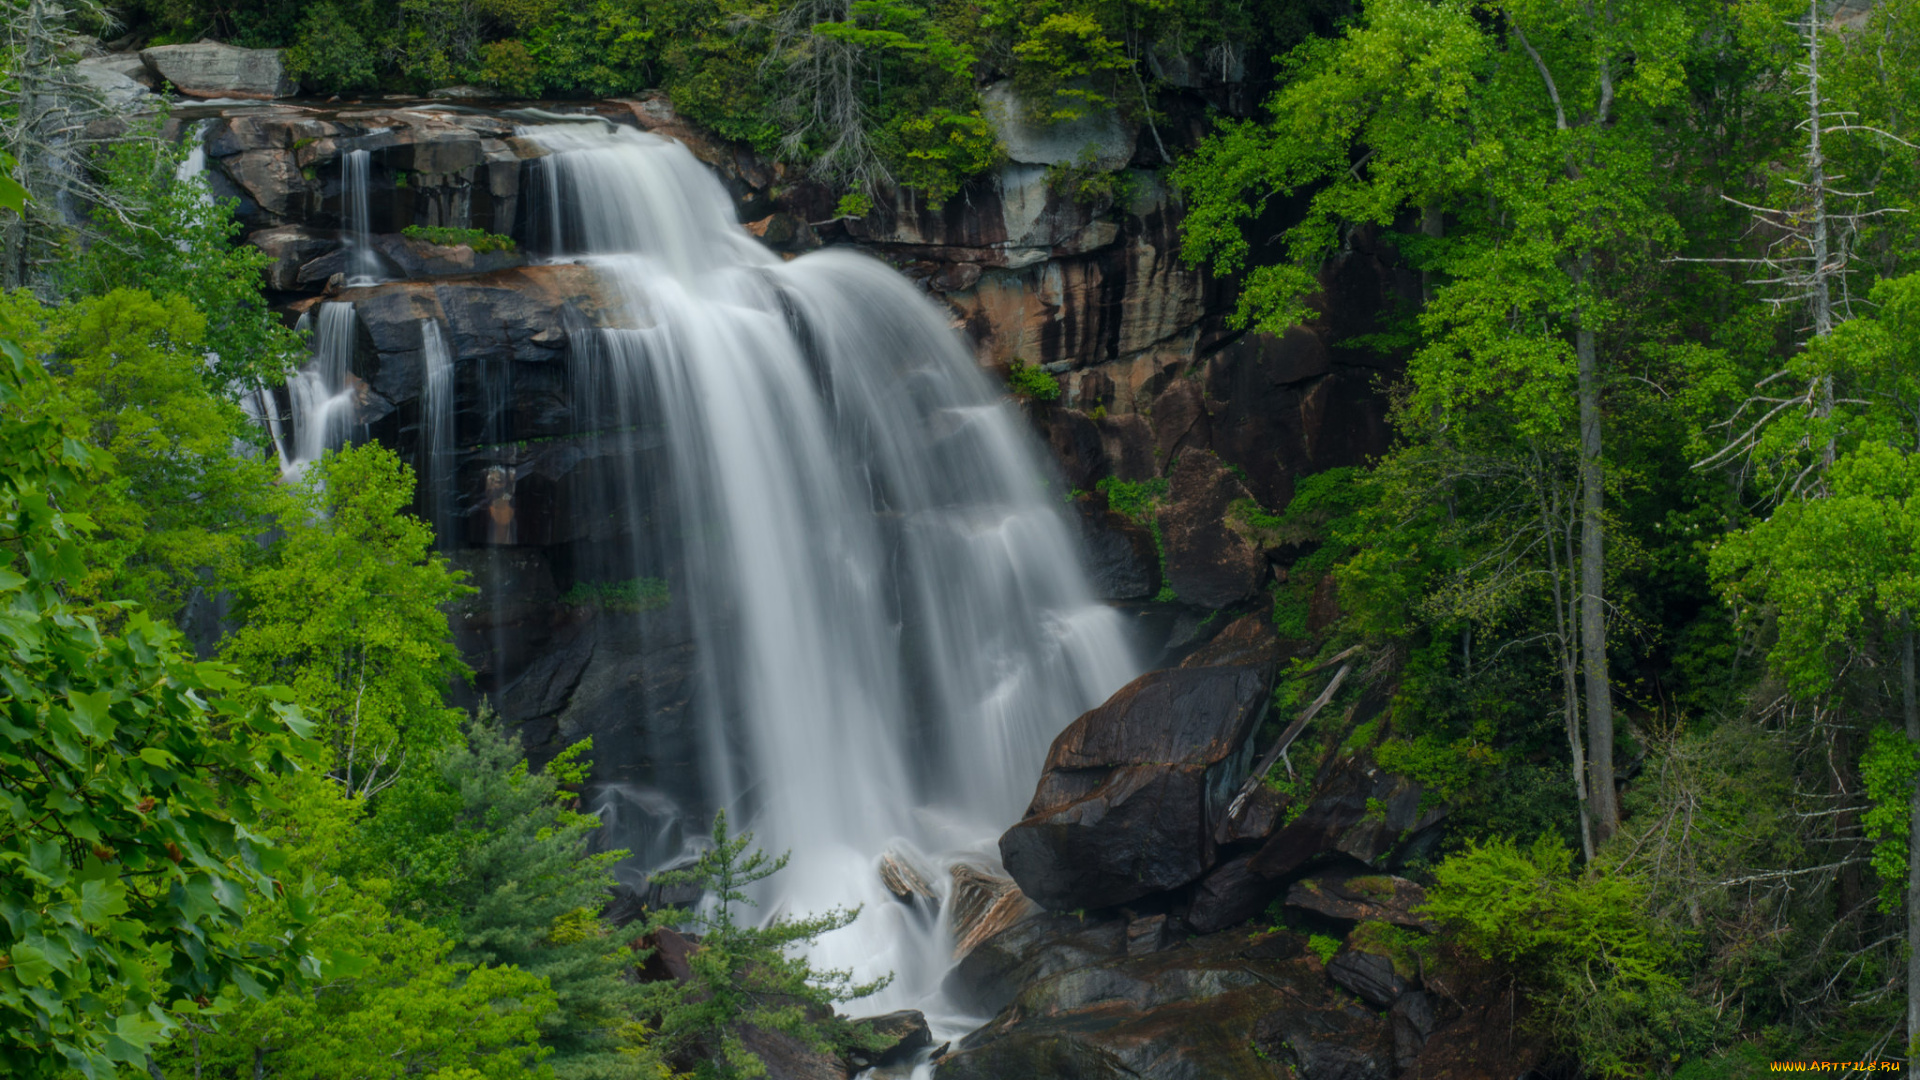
[1576,309,1619,845]
[1540,457,1594,861]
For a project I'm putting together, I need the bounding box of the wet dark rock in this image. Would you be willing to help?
[1249,753,1447,881]
[1071,500,1159,601]
[1158,453,1266,610]
[946,911,1128,1016]
[1000,663,1270,911]
[938,929,1394,1080]
[1328,948,1407,1009]
[1182,853,1285,935]
[1391,990,1437,1070]
[851,1010,932,1069]
[1285,868,1438,932]
[1124,913,1170,956]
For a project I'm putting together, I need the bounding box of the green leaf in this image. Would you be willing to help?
[77,879,130,926]
[67,691,114,741]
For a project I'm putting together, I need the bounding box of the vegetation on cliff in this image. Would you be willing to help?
[1177,0,1920,1070]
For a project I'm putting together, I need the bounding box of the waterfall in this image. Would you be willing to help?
[525,122,1140,1022]
[281,301,360,478]
[421,319,457,545]
[343,149,380,285]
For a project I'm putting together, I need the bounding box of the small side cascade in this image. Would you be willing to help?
[282,301,361,478]
[344,149,380,285]
[420,319,457,546]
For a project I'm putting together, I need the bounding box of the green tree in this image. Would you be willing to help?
[1714,439,1920,1054]
[1174,0,1739,846]
[640,811,888,1080]
[0,335,319,1077]
[10,288,284,624]
[1423,835,1696,1075]
[353,716,667,1080]
[157,772,561,1080]
[58,111,303,391]
[223,443,474,798]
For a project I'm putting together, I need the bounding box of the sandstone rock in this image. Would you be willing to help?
[1000,663,1269,911]
[950,863,1040,960]
[1285,868,1438,932]
[81,54,155,87]
[141,43,295,99]
[1070,499,1158,600]
[1124,913,1169,956]
[878,850,938,909]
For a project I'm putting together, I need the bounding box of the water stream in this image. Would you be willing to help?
[343,148,380,285]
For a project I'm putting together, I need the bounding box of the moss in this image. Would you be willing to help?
[402,225,517,253]
[561,577,669,614]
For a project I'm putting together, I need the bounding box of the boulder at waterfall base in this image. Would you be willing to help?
[1000,662,1270,911]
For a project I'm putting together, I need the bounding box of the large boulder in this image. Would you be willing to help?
[1285,868,1438,932]
[999,662,1271,911]
[141,43,295,99]
[938,929,1395,1080]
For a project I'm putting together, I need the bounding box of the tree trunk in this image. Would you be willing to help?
[1577,313,1619,844]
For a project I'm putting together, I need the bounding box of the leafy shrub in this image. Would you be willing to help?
[1423,835,1708,1076]
[1307,933,1341,965]
[403,225,519,253]
[479,39,542,96]
[1007,358,1062,401]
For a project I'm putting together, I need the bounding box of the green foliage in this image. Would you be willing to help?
[1006,359,1061,401]
[222,444,474,798]
[1306,933,1340,965]
[58,111,303,390]
[351,716,664,1079]
[403,225,520,253]
[1713,441,1920,697]
[641,811,889,1079]
[1424,835,1702,1076]
[562,576,671,614]
[1863,723,1918,914]
[0,337,318,1078]
[286,4,381,91]
[1095,474,1174,600]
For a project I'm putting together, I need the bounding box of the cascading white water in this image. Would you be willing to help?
[527,121,1140,1024]
[420,319,457,545]
[343,149,380,285]
[281,301,360,478]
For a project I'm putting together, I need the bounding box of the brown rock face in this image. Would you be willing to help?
[999,663,1270,911]
[1285,868,1440,932]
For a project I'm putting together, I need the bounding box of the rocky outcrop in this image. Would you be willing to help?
[1247,753,1448,880]
[938,929,1397,1080]
[142,43,295,99]
[1285,868,1438,932]
[1000,661,1272,911]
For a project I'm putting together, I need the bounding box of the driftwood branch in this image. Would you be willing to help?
[1224,659,1355,820]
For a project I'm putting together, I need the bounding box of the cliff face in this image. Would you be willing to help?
[187,91,1404,787]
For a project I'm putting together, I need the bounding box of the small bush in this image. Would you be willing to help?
[1307,933,1341,965]
[1007,358,1062,401]
[287,4,379,92]
[402,225,518,253]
